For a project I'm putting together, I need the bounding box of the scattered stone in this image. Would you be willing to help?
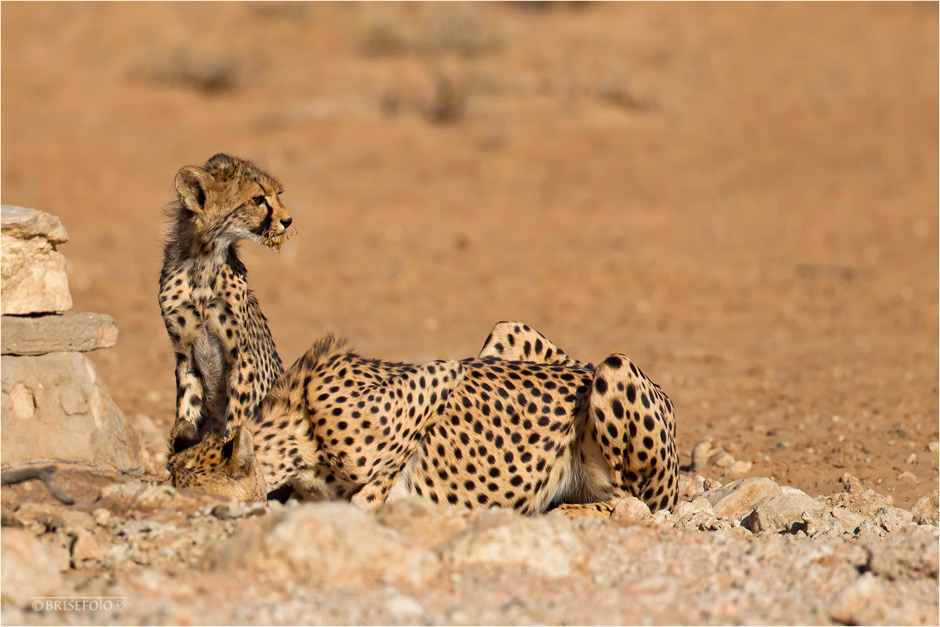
[910,490,938,525]
[705,477,782,520]
[374,497,469,548]
[0,312,119,356]
[71,527,105,564]
[824,488,894,518]
[729,460,752,475]
[712,451,735,469]
[210,500,267,520]
[677,474,706,500]
[838,473,864,494]
[610,496,652,525]
[59,509,95,532]
[1,528,64,607]
[0,205,71,315]
[745,493,825,533]
[897,471,917,483]
[829,573,893,625]
[210,502,439,588]
[867,533,939,580]
[93,508,112,527]
[1,352,140,471]
[442,515,588,577]
[857,507,917,541]
[702,477,722,491]
[927,441,939,453]
[811,506,868,537]
[95,482,223,516]
[690,441,716,471]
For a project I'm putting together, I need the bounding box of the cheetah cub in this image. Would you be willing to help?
[159,153,292,452]
[168,322,679,515]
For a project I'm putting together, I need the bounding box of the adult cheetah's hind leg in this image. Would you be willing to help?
[561,353,679,518]
[478,321,584,367]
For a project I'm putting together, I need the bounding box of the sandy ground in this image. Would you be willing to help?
[2,2,937,508]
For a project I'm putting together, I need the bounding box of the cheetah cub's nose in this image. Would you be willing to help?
[280,217,293,229]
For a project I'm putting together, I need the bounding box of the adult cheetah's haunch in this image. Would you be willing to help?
[159,153,292,453]
[168,322,679,515]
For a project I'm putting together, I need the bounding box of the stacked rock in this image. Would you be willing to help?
[1,205,139,472]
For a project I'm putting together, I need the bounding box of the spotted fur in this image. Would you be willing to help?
[168,322,679,515]
[159,153,292,452]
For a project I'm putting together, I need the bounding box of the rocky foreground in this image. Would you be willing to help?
[1,471,936,625]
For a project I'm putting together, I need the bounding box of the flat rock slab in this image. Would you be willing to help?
[1,205,72,315]
[1,312,118,355]
[1,352,140,472]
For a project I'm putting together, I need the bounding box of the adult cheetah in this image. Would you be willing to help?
[159,153,292,452]
[168,322,679,515]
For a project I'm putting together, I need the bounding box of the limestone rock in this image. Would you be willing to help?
[611,496,653,525]
[374,496,470,548]
[210,502,439,588]
[1,312,118,355]
[1,352,140,471]
[71,528,105,564]
[804,506,867,537]
[1,528,64,608]
[441,515,588,577]
[705,477,782,520]
[829,573,892,625]
[745,493,825,533]
[677,474,706,500]
[1,205,72,315]
[690,441,716,471]
[857,507,917,541]
[830,572,937,625]
[867,533,939,580]
[95,482,223,516]
[824,488,894,518]
[911,489,938,526]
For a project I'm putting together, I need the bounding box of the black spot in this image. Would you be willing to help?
[594,377,608,394]
[611,399,625,419]
[626,384,637,403]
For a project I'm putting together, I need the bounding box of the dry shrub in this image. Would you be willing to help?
[132,47,243,94]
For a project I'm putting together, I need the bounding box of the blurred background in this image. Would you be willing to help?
[2,2,937,506]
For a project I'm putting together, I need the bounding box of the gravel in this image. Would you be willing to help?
[1,472,937,625]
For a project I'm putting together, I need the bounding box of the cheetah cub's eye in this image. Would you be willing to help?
[252,195,266,206]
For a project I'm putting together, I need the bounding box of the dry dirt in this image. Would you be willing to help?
[2,2,937,529]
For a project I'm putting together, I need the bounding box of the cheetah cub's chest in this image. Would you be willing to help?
[161,268,245,410]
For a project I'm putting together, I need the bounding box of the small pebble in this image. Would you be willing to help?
[93,508,111,527]
[729,460,752,475]
[897,471,917,483]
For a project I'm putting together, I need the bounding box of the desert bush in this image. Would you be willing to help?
[361,5,504,59]
[132,47,243,94]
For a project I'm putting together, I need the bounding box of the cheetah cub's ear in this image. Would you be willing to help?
[222,425,256,478]
[175,165,212,214]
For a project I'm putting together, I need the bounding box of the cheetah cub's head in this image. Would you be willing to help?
[167,426,265,502]
[175,153,293,251]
